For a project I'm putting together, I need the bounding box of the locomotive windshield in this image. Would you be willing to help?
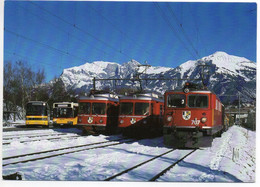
[53,108,73,118]
[120,102,133,115]
[79,102,91,114]
[188,95,208,108]
[92,103,106,115]
[26,103,48,116]
[167,94,186,108]
[135,103,150,115]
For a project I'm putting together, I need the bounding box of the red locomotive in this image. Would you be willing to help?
[77,90,119,134]
[118,92,164,137]
[163,82,227,148]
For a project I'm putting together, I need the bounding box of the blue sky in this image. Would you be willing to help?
[4,1,257,82]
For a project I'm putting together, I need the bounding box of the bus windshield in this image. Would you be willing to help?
[92,103,106,115]
[79,102,91,114]
[53,108,73,118]
[188,95,208,108]
[120,102,133,115]
[135,103,150,115]
[26,103,48,116]
[167,94,186,108]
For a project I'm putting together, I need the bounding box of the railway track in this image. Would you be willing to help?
[2,135,81,145]
[104,148,197,181]
[3,127,51,132]
[3,132,71,140]
[3,138,134,167]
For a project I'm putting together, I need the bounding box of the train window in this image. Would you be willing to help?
[188,95,208,108]
[92,103,106,115]
[135,103,150,115]
[79,102,91,114]
[120,102,133,115]
[167,94,186,108]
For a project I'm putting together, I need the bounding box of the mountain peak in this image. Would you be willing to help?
[124,59,141,66]
[212,51,229,56]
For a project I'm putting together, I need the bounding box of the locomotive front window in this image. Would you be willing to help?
[92,103,106,115]
[167,94,186,108]
[135,103,150,115]
[79,102,91,114]
[188,95,208,108]
[120,102,133,115]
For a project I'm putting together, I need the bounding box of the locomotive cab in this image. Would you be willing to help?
[77,90,119,134]
[118,92,164,138]
[164,83,225,148]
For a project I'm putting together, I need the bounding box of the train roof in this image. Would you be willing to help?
[120,92,164,102]
[165,90,213,94]
[79,93,119,102]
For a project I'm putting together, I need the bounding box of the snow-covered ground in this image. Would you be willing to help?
[1,125,255,183]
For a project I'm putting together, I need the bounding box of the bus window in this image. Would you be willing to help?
[26,103,47,116]
[54,108,73,118]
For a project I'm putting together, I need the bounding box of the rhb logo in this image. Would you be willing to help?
[130,118,136,124]
[191,118,200,126]
[88,117,93,123]
[182,111,191,120]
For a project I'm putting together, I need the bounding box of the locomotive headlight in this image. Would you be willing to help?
[201,117,207,123]
[120,120,124,124]
[167,116,172,122]
[99,119,103,123]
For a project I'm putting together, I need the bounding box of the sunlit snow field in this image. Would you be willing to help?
[2,125,255,182]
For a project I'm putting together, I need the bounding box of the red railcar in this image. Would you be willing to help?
[163,83,227,147]
[77,91,119,134]
[118,92,164,137]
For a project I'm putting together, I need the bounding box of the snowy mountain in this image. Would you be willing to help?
[59,51,256,103]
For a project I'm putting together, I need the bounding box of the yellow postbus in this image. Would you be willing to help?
[52,102,79,127]
[26,101,50,127]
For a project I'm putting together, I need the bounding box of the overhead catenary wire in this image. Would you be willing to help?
[154,2,198,60]
[13,3,131,72]
[188,3,209,56]
[4,27,119,75]
[166,3,200,59]
[88,4,153,58]
[5,50,61,70]
[15,4,109,56]
[29,1,133,60]
[5,28,89,63]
